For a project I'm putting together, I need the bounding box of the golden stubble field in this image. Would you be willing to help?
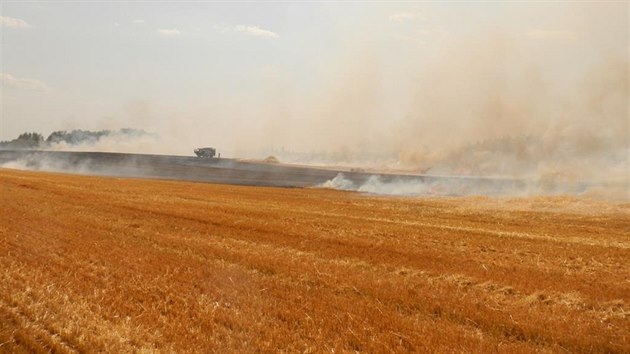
[1,168,629,353]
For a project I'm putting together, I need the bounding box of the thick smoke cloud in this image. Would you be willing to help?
[274,3,628,198]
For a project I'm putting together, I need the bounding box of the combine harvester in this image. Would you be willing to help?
[193,147,217,158]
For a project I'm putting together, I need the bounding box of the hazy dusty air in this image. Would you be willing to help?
[253,3,629,197]
[0,2,628,197]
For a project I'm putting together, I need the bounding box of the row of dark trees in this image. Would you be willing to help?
[0,132,45,149]
[0,129,146,149]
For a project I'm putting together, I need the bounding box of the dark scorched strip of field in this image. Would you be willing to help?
[0,150,523,192]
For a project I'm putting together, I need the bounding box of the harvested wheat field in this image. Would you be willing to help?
[1,168,629,353]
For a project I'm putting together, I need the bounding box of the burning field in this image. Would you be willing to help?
[1,168,629,352]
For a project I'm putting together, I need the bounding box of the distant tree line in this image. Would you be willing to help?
[0,129,147,150]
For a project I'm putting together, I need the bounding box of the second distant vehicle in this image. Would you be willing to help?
[194,147,216,158]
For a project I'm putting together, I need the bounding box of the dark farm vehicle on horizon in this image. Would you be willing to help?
[194,147,216,158]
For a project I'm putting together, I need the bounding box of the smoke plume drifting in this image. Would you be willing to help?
[276,3,629,198]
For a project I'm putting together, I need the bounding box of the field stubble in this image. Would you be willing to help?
[1,168,629,353]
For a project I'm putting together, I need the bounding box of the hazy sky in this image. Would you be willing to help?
[0,1,627,157]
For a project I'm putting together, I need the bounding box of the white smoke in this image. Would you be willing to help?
[320,172,626,199]
[1,155,95,175]
[358,175,433,195]
[320,173,478,196]
[320,173,356,191]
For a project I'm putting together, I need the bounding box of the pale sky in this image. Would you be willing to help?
[0,1,627,157]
